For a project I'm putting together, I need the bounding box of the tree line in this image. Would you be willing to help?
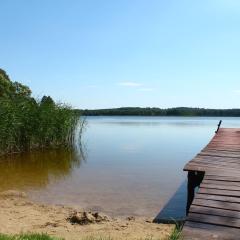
[79,107,240,116]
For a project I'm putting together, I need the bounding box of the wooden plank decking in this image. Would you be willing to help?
[182,128,240,239]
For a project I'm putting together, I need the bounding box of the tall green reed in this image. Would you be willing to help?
[0,69,82,155]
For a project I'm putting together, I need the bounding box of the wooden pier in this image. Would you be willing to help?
[182,127,240,239]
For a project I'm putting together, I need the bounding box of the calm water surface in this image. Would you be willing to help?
[1,116,240,217]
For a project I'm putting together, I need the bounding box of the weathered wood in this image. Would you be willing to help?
[199,187,240,197]
[189,160,240,168]
[204,175,240,182]
[184,163,240,172]
[195,193,240,203]
[183,221,240,240]
[202,179,240,187]
[183,128,240,239]
[192,198,240,211]
[195,155,240,163]
[200,183,240,191]
[187,212,240,228]
[199,152,240,158]
[190,205,240,219]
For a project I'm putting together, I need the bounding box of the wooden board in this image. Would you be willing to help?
[200,183,240,191]
[189,205,240,219]
[202,179,240,186]
[187,212,240,228]
[192,198,240,211]
[198,188,240,197]
[204,175,240,182]
[183,221,240,240]
[195,193,240,203]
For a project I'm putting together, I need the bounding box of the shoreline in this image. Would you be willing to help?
[0,190,174,240]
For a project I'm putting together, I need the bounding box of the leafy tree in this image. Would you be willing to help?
[40,96,55,106]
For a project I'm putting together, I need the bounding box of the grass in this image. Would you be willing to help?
[78,237,164,240]
[168,224,182,240]
[0,234,61,240]
[0,229,182,240]
[0,69,83,155]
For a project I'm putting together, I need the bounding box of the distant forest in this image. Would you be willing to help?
[78,107,240,117]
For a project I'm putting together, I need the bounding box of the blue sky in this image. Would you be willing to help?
[1,0,240,109]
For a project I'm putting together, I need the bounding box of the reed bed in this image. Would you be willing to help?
[0,69,81,155]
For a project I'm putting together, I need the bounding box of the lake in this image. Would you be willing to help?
[1,116,240,217]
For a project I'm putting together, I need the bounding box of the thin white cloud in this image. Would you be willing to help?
[86,84,98,88]
[118,81,154,92]
[138,87,154,92]
[118,81,143,87]
[233,90,240,94]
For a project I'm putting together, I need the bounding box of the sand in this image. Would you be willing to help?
[0,190,174,240]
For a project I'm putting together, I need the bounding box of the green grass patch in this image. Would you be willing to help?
[0,234,61,240]
[168,224,182,240]
[0,232,182,240]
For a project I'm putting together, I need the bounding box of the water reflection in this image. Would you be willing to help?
[89,117,223,127]
[0,147,86,191]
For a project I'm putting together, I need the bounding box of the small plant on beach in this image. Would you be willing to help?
[168,224,182,240]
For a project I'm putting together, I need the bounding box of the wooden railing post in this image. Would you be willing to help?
[215,120,222,134]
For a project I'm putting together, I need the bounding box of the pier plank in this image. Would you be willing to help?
[183,222,240,240]
[195,194,240,203]
[202,179,240,186]
[199,187,240,197]
[192,198,240,211]
[187,212,240,228]
[189,205,240,218]
[200,183,240,191]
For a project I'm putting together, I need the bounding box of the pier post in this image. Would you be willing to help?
[215,120,222,134]
[186,171,204,215]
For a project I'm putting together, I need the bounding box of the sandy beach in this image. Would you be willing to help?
[0,191,174,240]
